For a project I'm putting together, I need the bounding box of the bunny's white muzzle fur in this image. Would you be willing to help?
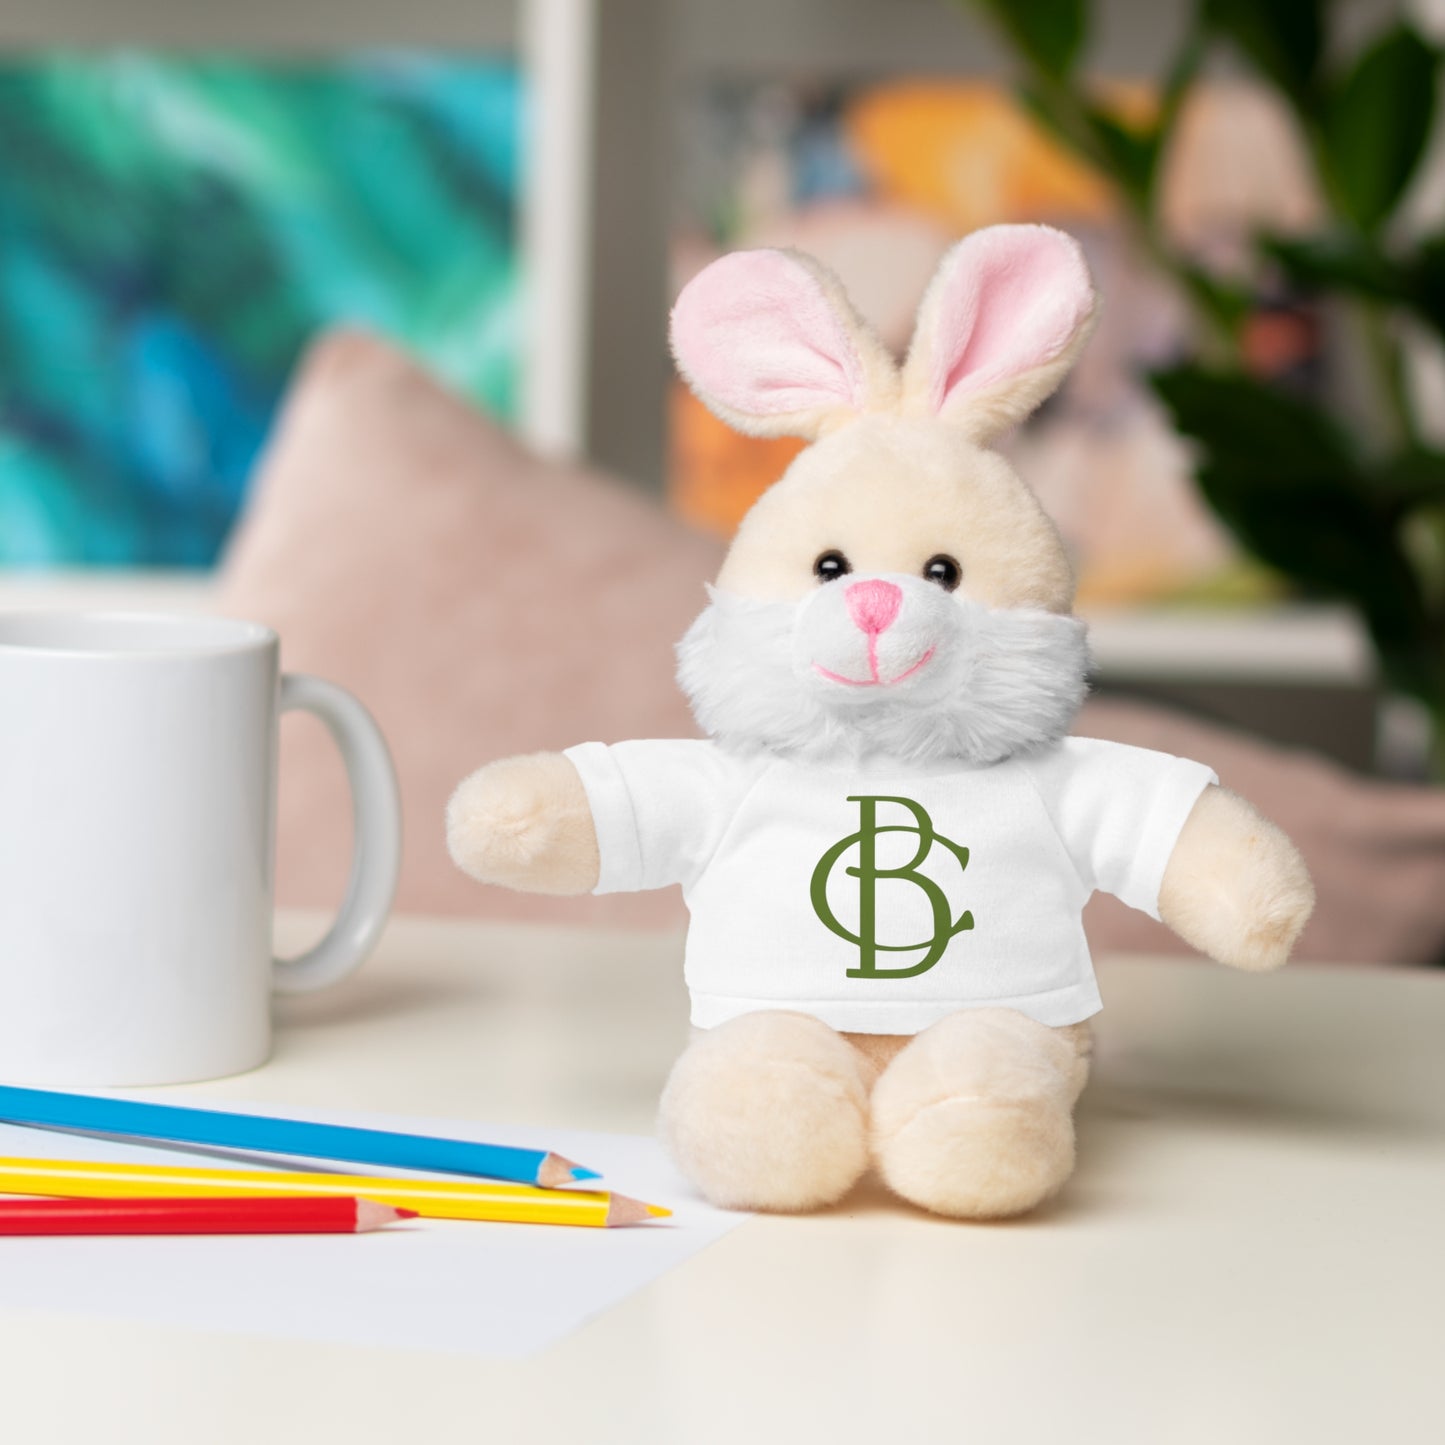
[677,579,1091,767]
[794,574,955,696]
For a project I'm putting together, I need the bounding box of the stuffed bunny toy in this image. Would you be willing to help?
[447,224,1314,1219]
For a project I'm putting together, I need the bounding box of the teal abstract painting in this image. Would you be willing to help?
[0,52,523,567]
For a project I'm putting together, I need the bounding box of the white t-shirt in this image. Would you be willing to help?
[564,738,1216,1033]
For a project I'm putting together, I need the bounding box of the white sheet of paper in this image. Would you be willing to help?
[0,1102,750,1357]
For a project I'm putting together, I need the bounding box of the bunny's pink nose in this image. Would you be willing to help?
[845,579,902,635]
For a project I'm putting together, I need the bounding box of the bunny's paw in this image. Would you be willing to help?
[1159,785,1315,972]
[446,752,599,894]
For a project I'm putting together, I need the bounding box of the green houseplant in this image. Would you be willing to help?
[966,0,1445,770]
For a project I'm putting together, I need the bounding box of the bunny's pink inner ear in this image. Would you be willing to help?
[918,226,1096,419]
[670,251,874,434]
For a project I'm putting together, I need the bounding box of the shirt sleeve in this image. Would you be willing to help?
[1023,737,1218,920]
[562,740,745,895]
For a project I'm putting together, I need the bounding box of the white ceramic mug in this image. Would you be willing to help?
[0,611,401,1086]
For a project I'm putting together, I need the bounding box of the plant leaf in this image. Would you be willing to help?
[1081,103,1156,203]
[1266,229,1445,345]
[1320,24,1438,233]
[1150,365,1438,697]
[1150,365,1359,485]
[1015,78,1091,161]
[1378,448,1445,511]
[964,0,1085,79]
[1407,233,1445,340]
[1264,233,1399,300]
[1202,0,1324,110]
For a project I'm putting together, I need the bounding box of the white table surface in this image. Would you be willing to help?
[2,913,1442,1445]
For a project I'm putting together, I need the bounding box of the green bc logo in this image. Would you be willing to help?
[810,795,974,979]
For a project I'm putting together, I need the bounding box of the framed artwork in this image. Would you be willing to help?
[0,51,522,567]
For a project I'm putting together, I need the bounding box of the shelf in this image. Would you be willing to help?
[1084,605,1374,687]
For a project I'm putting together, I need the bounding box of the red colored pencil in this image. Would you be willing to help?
[0,1195,416,1236]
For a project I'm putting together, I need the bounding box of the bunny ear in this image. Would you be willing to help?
[669,249,898,441]
[901,225,1098,444]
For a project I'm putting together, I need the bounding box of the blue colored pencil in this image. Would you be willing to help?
[0,1085,601,1188]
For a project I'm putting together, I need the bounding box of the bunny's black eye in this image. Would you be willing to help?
[923,554,962,591]
[814,550,852,583]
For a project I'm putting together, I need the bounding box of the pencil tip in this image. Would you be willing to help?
[356,1199,419,1231]
[538,1153,600,1188]
[606,1193,672,1227]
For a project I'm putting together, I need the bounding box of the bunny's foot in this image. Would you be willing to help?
[870,1009,1089,1219]
[659,1011,871,1212]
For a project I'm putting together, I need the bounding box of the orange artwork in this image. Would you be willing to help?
[671,387,805,537]
[845,80,1123,230]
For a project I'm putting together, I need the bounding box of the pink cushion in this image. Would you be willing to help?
[218,330,720,927]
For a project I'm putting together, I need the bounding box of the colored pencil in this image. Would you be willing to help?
[0,1084,599,1187]
[0,1195,414,1235]
[0,1158,671,1228]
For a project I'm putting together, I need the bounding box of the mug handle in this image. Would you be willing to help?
[272,674,402,995]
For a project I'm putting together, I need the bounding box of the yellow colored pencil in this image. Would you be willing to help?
[0,1157,670,1228]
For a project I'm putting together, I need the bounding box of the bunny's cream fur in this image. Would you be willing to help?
[448,225,1314,1219]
